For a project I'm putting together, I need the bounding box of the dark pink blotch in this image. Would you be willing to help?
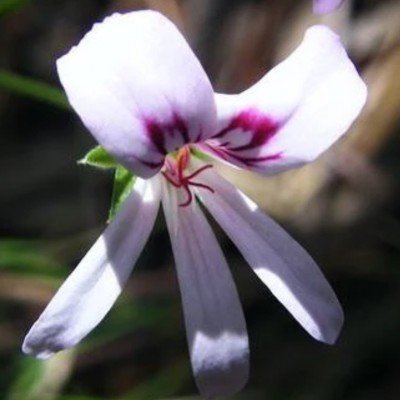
[211,109,282,167]
[144,113,201,156]
[215,109,278,148]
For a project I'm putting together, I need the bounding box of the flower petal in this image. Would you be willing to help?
[193,164,344,344]
[161,180,249,398]
[201,25,366,175]
[57,11,217,178]
[313,0,344,14]
[22,177,161,359]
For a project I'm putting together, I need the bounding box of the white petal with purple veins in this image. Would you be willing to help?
[202,25,366,175]
[57,11,217,178]
[193,163,344,344]
[162,179,249,398]
[22,177,161,359]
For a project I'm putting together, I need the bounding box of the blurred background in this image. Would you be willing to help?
[1,0,400,399]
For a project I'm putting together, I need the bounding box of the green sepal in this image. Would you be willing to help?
[79,146,137,221]
[108,165,136,222]
[78,146,117,170]
[190,146,212,162]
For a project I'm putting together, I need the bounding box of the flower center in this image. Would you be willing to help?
[161,147,214,207]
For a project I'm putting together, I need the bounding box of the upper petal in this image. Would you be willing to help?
[22,177,161,359]
[201,25,366,175]
[313,0,344,14]
[192,163,343,344]
[57,11,217,178]
[161,179,249,398]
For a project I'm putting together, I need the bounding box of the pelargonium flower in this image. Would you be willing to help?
[313,0,344,14]
[22,11,366,398]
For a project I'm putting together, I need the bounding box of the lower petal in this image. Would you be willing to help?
[161,180,249,398]
[193,166,344,344]
[22,177,161,359]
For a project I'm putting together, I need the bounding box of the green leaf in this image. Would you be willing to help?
[108,166,136,222]
[7,351,75,400]
[78,146,117,170]
[0,69,70,110]
[78,146,136,222]
[7,358,45,400]
[0,0,31,16]
[0,239,65,278]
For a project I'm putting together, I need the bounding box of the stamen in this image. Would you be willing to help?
[162,148,214,207]
[184,164,213,180]
[179,185,193,207]
[186,181,215,193]
[161,170,180,188]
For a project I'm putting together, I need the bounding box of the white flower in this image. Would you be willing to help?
[313,0,344,14]
[22,11,366,398]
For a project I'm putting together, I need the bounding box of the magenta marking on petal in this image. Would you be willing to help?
[172,113,190,144]
[209,109,282,168]
[214,109,279,147]
[139,159,165,169]
[131,154,164,170]
[235,152,282,166]
[143,114,196,156]
[145,119,168,155]
[193,129,203,143]
[206,143,282,167]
